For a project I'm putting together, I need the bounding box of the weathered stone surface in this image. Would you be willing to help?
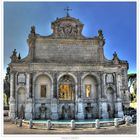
[29,119,33,129]
[114,118,119,127]
[46,120,52,130]
[71,120,75,130]
[9,14,129,120]
[95,119,100,129]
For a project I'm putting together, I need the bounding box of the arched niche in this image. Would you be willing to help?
[17,87,26,119]
[82,75,98,99]
[107,87,115,118]
[34,74,52,100]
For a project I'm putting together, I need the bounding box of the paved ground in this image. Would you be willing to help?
[3,121,136,135]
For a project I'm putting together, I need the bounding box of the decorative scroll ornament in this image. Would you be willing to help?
[10,49,19,63]
[27,26,36,48]
[98,29,105,46]
[112,51,120,64]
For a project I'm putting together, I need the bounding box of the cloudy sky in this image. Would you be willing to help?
[4,2,136,73]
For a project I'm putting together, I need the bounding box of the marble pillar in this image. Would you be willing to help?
[26,73,30,98]
[9,73,16,119]
[77,98,84,119]
[25,98,33,119]
[115,98,124,118]
[25,73,33,119]
[116,73,121,98]
[100,98,109,119]
[51,99,58,120]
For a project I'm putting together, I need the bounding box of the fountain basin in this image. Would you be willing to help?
[22,118,124,128]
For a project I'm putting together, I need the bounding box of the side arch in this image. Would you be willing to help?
[81,73,100,99]
[17,87,26,119]
[106,87,115,118]
[57,72,77,84]
[33,72,53,84]
[32,72,53,119]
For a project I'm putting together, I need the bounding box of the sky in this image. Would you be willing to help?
[4,2,136,74]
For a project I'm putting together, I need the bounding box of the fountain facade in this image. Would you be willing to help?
[9,10,130,120]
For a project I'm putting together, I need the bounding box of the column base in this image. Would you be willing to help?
[101,112,109,119]
[76,113,85,120]
[9,98,16,120]
[25,98,33,119]
[100,99,109,119]
[25,113,32,120]
[51,113,59,120]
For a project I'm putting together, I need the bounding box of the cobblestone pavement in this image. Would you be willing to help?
[3,122,136,135]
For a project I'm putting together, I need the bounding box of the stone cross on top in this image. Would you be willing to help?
[64,6,72,17]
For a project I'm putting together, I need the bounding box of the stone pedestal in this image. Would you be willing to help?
[25,98,33,119]
[51,99,58,120]
[115,98,124,118]
[76,100,84,119]
[29,119,33,129]
[9,97,16,120]
[100,99,109,119]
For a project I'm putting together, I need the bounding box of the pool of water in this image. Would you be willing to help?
[29,118,118,124]
[33,119,112,122]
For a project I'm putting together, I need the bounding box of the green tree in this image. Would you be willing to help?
[4,67,10,106]
[128,73,136,102]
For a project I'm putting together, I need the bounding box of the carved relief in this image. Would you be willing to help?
[10,49,19,63]
[106,73,114,84]
[51,16,83,39]
[57,23,79,38]
[17,73,26,84]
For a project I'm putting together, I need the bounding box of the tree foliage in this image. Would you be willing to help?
[128,73,136,102]
[3,66,10,106]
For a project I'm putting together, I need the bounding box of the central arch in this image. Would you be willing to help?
[58,75,75,101]
[58,74,76,120]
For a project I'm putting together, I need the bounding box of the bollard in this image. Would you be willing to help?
[71,120,75,130]
[15,117,18,125]
[46,120,51,130]
[95,119,100,129]
[19,119,22,127]
[29,119,33,129]
[92,123,95,128]
[114,118,119,127]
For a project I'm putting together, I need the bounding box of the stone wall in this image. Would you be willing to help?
[35,38,99,63]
